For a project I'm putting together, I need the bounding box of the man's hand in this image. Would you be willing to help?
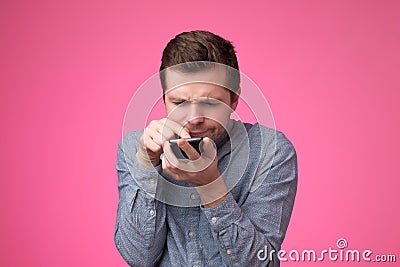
[136,118,190,169]
[162,137,228,207]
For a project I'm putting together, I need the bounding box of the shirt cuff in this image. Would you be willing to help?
[130,161,161,195]
[201,192,242,232]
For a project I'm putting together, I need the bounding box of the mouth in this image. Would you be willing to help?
[189,130,209,138]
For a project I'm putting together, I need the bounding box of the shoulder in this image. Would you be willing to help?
[116,130,144,165]
[274,129,297,159]
[118,130,143,149]
[247,123,296,156]
[242,123,297,174]
[242,123,297,191]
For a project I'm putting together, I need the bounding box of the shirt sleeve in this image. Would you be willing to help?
[114,132,167,267]
[201,131,298,267]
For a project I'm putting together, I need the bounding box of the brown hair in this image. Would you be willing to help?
[159,30,240,99]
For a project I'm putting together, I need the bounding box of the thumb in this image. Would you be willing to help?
[201,137,217,160]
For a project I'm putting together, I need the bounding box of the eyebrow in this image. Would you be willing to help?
[168,96,223,102]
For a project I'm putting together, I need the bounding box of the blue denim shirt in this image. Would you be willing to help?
[115,120,297,266]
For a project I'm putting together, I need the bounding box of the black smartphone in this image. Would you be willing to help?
[169,137,203,159]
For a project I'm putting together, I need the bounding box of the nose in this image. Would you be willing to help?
[188,116,205,125]
[187,103,205,125]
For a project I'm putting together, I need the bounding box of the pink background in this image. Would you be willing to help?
[1,0,399,266]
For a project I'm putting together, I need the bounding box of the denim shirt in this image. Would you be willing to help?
[115,120,298,267]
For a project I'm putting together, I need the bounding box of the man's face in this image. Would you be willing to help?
[164,82,238,141]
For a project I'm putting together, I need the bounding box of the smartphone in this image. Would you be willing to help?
[169,137,203,159]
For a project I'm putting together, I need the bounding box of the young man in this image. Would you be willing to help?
[115,30,297,266]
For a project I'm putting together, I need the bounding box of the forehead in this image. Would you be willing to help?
[164,67,233,99]
[164,67,228,91]
[165,82,230,100]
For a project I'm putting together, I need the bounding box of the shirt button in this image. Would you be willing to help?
[192,265,199,267]
[211,217,218,223]
[149,209,155,216]
[226,249,232,255]
[190,193,197,200]
[149,178,155,185]
[188,231,195,237]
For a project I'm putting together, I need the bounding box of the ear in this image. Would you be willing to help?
[230,92,240,112]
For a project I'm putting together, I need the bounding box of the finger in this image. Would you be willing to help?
[144,138,162,153]
[144,127,164,147]
[161,154,170,171]
[158,123,176,141]
[161,149,182,179]
[147,119,174,143]
[201,137,217,160]
[163,119,191,138]
[163,164,181,181]
[178,128,191,139]
[162,155,172,174]
[177,139,201,161]
[163,141,181,168]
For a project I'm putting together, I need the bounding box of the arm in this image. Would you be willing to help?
[201,131,298,266]
[114,132,167,267]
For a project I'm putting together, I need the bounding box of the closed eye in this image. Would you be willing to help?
[171,98,221,106]
[200,99,220,105]
[172,101,189,106]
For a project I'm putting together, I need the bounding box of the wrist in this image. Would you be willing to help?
[202,194,227,208]
[136,151,159,169]
[196,176,228,208]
